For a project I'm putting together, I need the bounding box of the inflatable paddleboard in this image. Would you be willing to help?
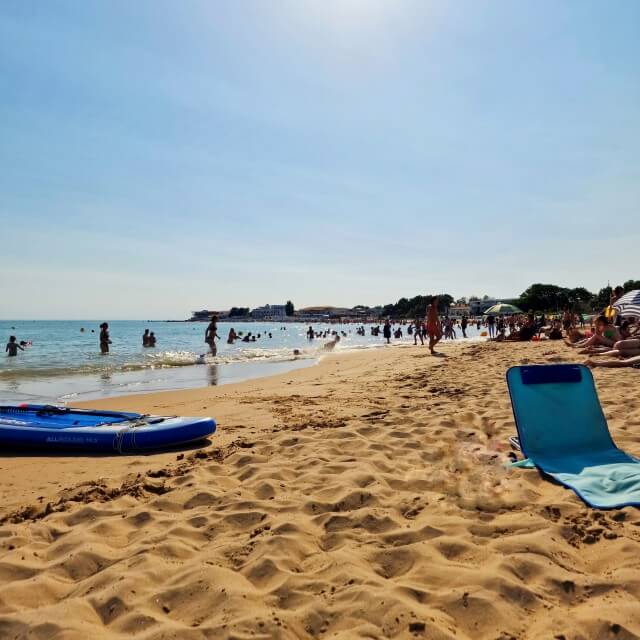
[0,405,216,453]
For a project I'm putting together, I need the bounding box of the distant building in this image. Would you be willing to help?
[189,309,227,321]
[448,303,470,319]
[469,299,499,316]
[251,304,288,320]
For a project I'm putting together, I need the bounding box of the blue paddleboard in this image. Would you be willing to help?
[0,404,216,453]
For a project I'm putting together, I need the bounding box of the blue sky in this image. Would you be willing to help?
[1,0,638,319]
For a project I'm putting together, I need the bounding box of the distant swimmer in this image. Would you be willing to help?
[143,329,150,347]
[227,328,238,344]
[148,332,157,347]
[5,336,24,357]
[99,323,111,354]
[205,315,220,355]
[307,326,315,340]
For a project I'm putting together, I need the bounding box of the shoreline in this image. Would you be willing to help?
[1,340,638,638]
[0,335,483,404]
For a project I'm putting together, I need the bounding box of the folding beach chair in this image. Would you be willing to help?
[506,364,640,509]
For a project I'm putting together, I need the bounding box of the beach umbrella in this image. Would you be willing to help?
[613,289,640,319]
[483,303,522,316]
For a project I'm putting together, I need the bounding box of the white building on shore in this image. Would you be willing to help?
[447,303,470,319]
[251,304,288,320]
[469,298,499,316]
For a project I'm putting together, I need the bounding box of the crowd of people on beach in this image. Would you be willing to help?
[560,287,640,368]
[5,286,638,371]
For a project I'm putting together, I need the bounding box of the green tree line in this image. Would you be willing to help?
[517,280,639,312]
[380,280,639,318]
[381,294,454,319]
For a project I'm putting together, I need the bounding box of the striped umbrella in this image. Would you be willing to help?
[613,289,640,319]
[483,303,522,316]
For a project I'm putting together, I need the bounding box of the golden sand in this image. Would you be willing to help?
[1,341,639,639]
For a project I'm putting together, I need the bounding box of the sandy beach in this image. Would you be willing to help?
[1,341,639,639]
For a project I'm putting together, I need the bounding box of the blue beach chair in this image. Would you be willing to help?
[506,364,640,509]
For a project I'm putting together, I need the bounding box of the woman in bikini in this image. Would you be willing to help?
[426,296,442,355]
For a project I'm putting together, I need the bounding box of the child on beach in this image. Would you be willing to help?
[413,318,424,345]
[5,336,24,357]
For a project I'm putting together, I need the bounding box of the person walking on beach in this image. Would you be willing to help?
[413,317,424,345]
[383,319,392,344]
[99,323,111,354]
[486,314,496,339]
[5,336,24,357]
[205,315,220,355]
[461,315,468,338]
[426,296,443,355]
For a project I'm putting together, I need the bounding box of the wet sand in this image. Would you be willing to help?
[1,341,639,639]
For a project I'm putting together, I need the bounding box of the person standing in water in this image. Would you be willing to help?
[99,323,111,354]
[383,319,392,344]
[5,336,24,357]
[426,296,442,355]
[142,329,150,347]
[205,315,220,355]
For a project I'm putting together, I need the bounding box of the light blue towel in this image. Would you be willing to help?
[507,364,640,509]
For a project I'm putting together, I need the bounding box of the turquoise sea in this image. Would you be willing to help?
[0,320,483,403]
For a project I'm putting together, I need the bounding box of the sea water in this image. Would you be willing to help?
[0,320,484,403]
